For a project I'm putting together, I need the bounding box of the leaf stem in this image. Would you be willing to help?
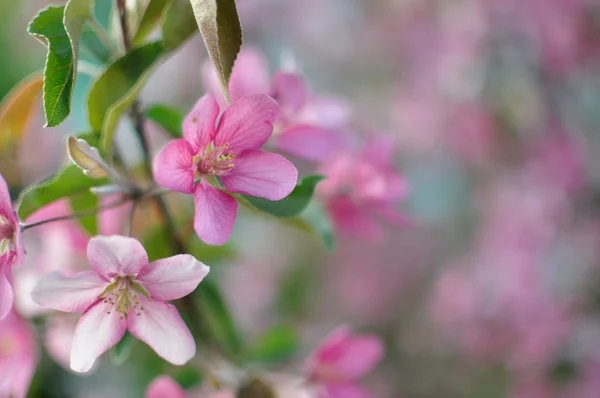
[21,197,129,231]
[86,17,120,55]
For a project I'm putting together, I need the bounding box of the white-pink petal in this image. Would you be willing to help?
[153,139,196,194]
[70,301,127,373]
[0,173,13,218]
[183,95,219,152]
[31,271,107,313]
[215,94,278,154]
[221,149,298,201]
[194,183,237,246]
[128,298,195,366]
[0,268,13,320]
[271,72,308,114]
[145,376,186,398]
[136,254,210,301]
[87,236,148,279]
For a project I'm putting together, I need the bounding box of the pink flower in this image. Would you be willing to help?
[203,47,348,161]
[0,173,25,320]
[31,235,210,373]
[305,326,384,398]
[146,376,187,398]
[0,311,38,398]
[153,93,298,245]
[317,136,409,239]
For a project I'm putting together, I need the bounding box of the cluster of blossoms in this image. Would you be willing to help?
[0,43,401,396]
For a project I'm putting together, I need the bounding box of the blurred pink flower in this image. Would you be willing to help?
[0,173,24,320]
[306,326,384,398]
[317,136,409,239]
[154,93,298,245]
[0,311,37,398]
[31,235,210,372]
[203,47,349,161]
[146,376,187,398]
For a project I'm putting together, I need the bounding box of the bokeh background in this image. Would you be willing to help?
[3,0,600,397]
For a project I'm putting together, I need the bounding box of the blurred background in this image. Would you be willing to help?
[3,0,600,397]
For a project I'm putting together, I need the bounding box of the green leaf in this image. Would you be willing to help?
[187,234,235,264]
[111,331,135,365]
[194,279,244,357]
[188,0,242,100]
[289,201,335,250]
[87,41,165,153]
[162,0,199,51]
[248,325,299,364]
[143,223,178,261]
[133,0,172,45]
[69,190,98,235]
[145,104,183,138]
[28,0,93,127]
[17,165,108,221]
[243,175,324,218]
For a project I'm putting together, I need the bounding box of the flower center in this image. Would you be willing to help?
[0,215,15,256]
[194,142,236,177]
[100,276,150,319]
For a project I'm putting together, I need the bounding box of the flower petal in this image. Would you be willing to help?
[31,271,107,313]
[145,376,186,398]
[136,254,210,301]
[128,298,195,366]
[0,173,13,218]
[70,301,127,373]
[221,149,298,200]
[215,94,278,153]
[271,72,308,115]
[325,384,373,398]
[87,236,149,279]
[153,139,196,194]
[274,124,341,162]
[183,94,219,152]
[0,267,13,320]
[194,183,237,246]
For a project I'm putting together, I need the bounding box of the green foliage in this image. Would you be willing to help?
[289,201,335,250]
[28,1,93,127]
[68,190,98,235]
[243,175,325,218]
[145,104,184,138]
[248,325,299,364]
[188,0,242,100]
[111,331,136,365]
[162,0,198,50]
[17,165,108,221]
[133,0,172,45]
[87,41,165,153]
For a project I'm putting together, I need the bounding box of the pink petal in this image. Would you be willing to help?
[221,149,298,200]
[194,183,237,246]
[136,254,210,301]
[327,198,382,241]
[325,384,373,398]
[183,94,219,152]
[215,94,279,153]
[87,236,148,279]
[128,298,195,365]
[0,173,13,218]
[229,47,271,102]
[0,311,38,398]
[300,97,351,129]
[31,271,107,313]
[271,72,308,114]
[0,267,13,320]
[44,315,77,370]
[274,124,341,162]
[153,139,196,194]
[70,301,127,373]
[146,376,186,398]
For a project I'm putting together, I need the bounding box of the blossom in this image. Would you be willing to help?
[146,376,187,398]
[153,93,298,245]
[203,47,349,161]
[0,311,38,398]
[317,136,409,239]
[31,235,210,373]
[305,326,384,398]
[0,173,25,320]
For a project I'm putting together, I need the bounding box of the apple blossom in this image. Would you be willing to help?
[31,235,209,373]
[0,173,25,320]
[305,326,384,398]
[153,93,298,245]
[0,311,37,398]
